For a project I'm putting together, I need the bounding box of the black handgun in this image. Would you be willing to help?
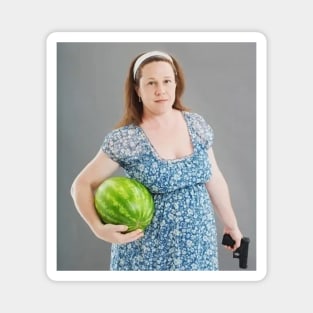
[222,234,250,269]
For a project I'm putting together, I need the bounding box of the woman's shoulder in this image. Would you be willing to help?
[101,124,143,164]
[183,111,211,128]
[183,111,214,148]
[104,124,138,141]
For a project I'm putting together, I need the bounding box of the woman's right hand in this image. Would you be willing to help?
[91,222,144,244]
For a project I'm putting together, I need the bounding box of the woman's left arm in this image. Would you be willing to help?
[205,147,243,250]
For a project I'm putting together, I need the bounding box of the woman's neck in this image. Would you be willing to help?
[141,108,180,129]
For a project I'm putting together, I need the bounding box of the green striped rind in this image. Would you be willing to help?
[94,176,154,232]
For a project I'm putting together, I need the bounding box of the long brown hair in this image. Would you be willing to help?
[116,52,189,128]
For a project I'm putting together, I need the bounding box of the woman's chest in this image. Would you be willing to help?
[143,124,193,160]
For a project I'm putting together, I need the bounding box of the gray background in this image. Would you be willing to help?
[57,42,256,271]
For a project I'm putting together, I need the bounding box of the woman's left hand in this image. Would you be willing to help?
[222,227,243,251]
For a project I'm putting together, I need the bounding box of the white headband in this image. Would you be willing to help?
[133,51,173,80]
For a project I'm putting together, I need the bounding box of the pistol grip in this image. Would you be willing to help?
[222,234,250,269]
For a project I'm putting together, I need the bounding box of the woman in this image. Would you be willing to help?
[71,50,243,270]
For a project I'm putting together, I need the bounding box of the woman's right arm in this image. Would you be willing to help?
[70,149,144,244]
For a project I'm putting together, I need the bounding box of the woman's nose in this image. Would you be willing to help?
[155,84,165,95]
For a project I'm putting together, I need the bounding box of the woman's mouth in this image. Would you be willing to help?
[155,99,168,103]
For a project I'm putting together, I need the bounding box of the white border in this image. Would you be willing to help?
[46,31,267,282]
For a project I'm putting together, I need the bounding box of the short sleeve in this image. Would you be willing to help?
[188,112,214,150]
[101,129,121,163]
[101,126,144,166]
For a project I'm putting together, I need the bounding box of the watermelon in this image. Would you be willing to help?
[94,176,155,232]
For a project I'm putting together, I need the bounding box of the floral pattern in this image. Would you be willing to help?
[102,111,218,270]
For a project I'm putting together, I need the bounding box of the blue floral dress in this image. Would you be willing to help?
[101,111,218,270]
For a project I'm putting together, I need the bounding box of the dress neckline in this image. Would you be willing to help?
[136,111,196,163]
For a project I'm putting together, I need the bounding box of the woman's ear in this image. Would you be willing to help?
[135,86,140,98]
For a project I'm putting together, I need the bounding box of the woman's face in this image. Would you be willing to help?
[137,61,176,116]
